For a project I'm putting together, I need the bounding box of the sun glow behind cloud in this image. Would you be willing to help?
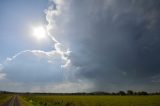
[32,26,47,40]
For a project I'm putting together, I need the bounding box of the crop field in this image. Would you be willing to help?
[21,95,160,106]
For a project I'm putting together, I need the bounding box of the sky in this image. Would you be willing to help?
[0,0,160,92]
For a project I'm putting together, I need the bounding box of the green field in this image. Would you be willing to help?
[0,94,12,105]
[21,95,160,106]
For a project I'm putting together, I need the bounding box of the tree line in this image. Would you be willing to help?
[0,90,160,95]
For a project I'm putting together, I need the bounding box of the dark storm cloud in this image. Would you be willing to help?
[55,0,160,91]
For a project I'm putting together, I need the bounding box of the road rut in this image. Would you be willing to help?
[0,96,22,106]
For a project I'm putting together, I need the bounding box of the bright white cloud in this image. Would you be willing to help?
[45,0,71,68]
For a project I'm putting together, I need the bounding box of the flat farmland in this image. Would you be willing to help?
[0,94,12,105]
[22,95,160,106]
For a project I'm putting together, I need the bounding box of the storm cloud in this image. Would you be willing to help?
[0,0,160,92]
[51,0,160,92]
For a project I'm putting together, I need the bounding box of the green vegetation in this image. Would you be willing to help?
[19,96,33,106]
[22,95,160,106]
[0,93,160,106]
[0,94,12,105]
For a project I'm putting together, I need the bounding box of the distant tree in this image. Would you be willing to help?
[127,90,134,95]
[90,91,110,95]
[137,91,148,95]
[154,92,160,95]
[118,91,126,95]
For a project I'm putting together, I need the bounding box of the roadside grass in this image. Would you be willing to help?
[0,94,12,105]
[19,96,34,106]
[22,95,160,106]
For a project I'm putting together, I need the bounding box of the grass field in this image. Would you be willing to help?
[21,95,160,106]
[0,94,12,105]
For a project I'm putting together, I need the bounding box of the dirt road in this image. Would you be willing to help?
[0,96,22,106]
